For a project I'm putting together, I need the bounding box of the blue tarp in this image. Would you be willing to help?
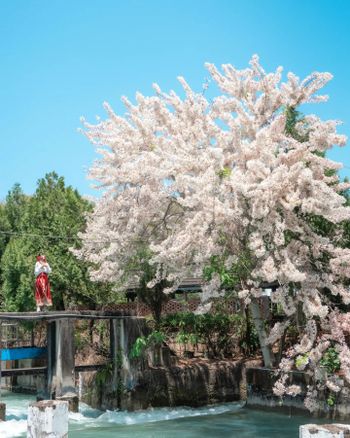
[0,347,46,361]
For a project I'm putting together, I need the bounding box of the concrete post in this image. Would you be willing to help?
[0,402,5,421]
[110,318,121,406]
[55,319,75,397]
[46,321,56,399]
[300,424,350,438]
[27,400,68,438]
[47,319,76,399]
[116,319,147,391]
[56,392,79,413]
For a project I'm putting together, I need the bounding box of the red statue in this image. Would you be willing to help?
[34,255,53,312]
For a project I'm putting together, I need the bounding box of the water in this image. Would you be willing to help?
[0,391,317,437]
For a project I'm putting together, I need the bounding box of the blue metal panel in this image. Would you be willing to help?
[0,347,47,361]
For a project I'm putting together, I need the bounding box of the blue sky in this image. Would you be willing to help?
[1,0,349,200]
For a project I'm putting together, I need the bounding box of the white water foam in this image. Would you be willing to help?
[0,418,27,438]
[1,398,243,437]
[71,401,243,426]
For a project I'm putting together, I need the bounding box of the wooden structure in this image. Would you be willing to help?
[0,311,141,400]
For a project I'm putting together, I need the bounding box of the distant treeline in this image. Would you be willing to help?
[0,172,111,311]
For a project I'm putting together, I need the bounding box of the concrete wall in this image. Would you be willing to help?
[81,360,245,411]
[246,367,350,420]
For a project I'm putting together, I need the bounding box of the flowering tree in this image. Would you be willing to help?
[77,56,350,406]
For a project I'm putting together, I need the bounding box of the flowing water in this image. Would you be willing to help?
[0,391,322,437]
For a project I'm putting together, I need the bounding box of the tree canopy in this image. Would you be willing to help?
[1,172,100,311]
[77,56,350,410]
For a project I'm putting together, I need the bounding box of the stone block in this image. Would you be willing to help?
[56,392,79,413]
[300,424,350,438]
[27,400,68,438]
[0,402,5,421]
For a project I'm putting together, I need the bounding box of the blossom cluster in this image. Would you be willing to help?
[273,310,350,411]
[75,56,350,408]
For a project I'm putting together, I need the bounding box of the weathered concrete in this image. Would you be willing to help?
[27,400,68,438]
[246,367,350,420]
[46,319,76,399]
[110,317,149,396]
[56,392,79,413]
[246,367,310,415]
[0,402,5,421]
[81,359,246,411]
[12,358,46,396]
[300,424,350,437]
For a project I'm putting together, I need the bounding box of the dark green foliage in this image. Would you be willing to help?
[5,183,28,232]
[0,204,11,282]
[159,311,259,358]
[320,347,341,374]
[1,238,33,311]
[125,245,169,325]
[130,330,166,359]
[327,394,336,407]
[0,172,105,311]
[284,106,309,143]
[203,250,253,289]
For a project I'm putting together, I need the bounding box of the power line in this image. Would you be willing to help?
[0,229,107,244]
[0,229,153,245]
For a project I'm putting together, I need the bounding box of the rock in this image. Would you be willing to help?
[0,402,5,421]
[300,424,350,438]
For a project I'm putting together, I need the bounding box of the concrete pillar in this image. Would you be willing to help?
[27,400,68,438]
[239,364,248,401]
[46,321,56,399]
[300,424,350,438]
[0,402,5,421]
[47,319,76,399]
[55,319,75,397]
[109,319,118,364]
[110,318,121,406]
[109,318,138,406]
[56,392,79,413]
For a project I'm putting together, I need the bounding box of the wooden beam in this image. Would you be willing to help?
[75,364,109,372]
[1,364,110,377]
[0,366,47,377]
[0,310,140,322]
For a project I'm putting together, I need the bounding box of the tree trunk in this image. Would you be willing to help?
[137,281,168,329]
[55,290,65,311]
[250,297,274,368]
[152,298,162,329]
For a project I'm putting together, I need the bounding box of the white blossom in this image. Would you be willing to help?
[75,57,350,408]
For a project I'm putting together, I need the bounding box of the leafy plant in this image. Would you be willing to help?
[327,393,336,407]
[159,311,256,358]
[130,330,166,359]
[95,361,114,386]
[295,354,309,370]
[320,347,341,374]
[203,250,253,290]
[130,337,148,359]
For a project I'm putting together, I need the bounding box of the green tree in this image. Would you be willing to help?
[4,183,28,232]
[1,238,33,311]
[0,204,11,278]
[1,172,101,311]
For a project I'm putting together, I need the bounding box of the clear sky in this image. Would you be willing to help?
[1,0,349,200]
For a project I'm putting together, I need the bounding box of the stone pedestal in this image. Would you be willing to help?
[300,424,350,438]
[27,400,68,437]
[0,402,5,421]
[56,392,79,413]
